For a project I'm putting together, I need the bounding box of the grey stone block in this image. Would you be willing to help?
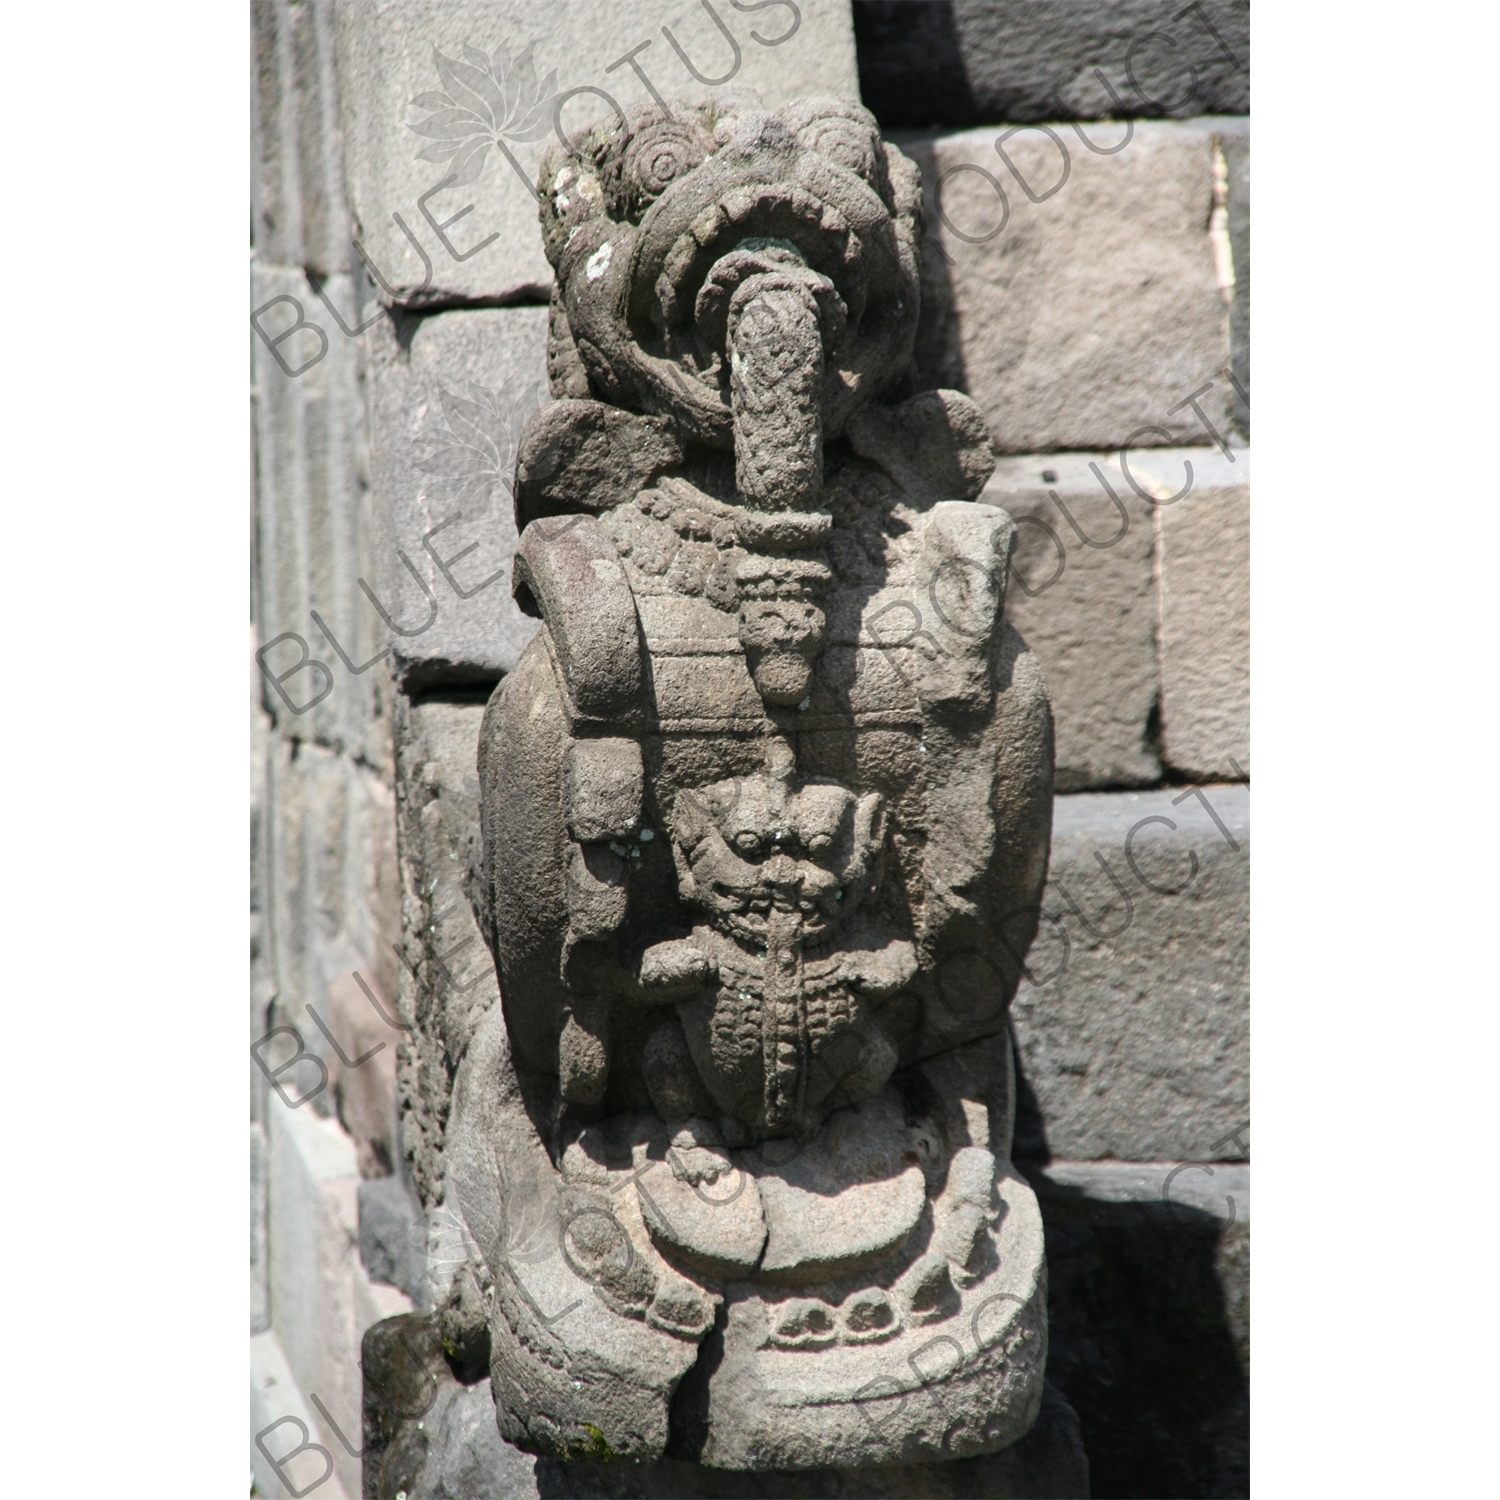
[359,1174,429,1305]
[335,0,861,307]
[854,0,1249,128]
[267,1102,413,1500]
[253,1327,356,1500]
[409,1383,540,1500]
[368,305,551,688]
[253,260,391,770]
[984,451,1163,790]
[1011,785,1248,1162]
[327,969,407,1178]
[252,1122,271,1334]
[253,0,352,275]
[1132,445,1249,780]
[1218,120,1250,435]
[391,695,500,1209]
[1041,1159,1248,1222]
[252,633,277,1125]
[265,737,402,1039]
[904,119,1234,454]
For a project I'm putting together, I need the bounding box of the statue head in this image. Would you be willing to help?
[536,96,924,468]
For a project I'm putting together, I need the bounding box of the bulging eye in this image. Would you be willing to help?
[733,831,763,855]
[805,833,833,855]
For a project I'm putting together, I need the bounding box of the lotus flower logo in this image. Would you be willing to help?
[411,378,546,513]
[409,42,562,187]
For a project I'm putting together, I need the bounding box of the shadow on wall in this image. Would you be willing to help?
[888,136,969,399]
[853,0,1250,128]
[1013,1032,1248,1498]
[854,1,978,128]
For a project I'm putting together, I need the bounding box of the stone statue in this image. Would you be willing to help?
[441,96,1056,1474]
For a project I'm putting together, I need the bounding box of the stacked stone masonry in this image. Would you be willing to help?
[335,0,863,306]
[365,306,550,689]
[252,8,415,1498]
[251,2,1249,1496]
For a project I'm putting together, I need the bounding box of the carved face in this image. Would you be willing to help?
[670,774,885,948]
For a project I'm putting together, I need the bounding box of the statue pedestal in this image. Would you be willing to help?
[363,1315,1090,1498]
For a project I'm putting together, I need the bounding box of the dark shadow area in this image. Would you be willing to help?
[854,1,977,130]
[854,1,1250,129]
[1008,1017,1051,1163]
[889,135,969,401]
[398,656,507,694]
[406,682,500,708]
[1019,1171,1249,1498]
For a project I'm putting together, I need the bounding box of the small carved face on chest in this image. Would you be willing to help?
[669,768,885,950]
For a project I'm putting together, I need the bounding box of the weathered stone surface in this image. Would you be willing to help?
[253,631,277,1115]
[855,0,1249,128]
[431,95,1058,1475]
[361,1314,471,1499]
[639,1175,769,1281]
[447,1007,710,1464]
[1219,119,1250,435]
[252,0,1259,1474]
[335,0,861,307]
[253,1326,356,1500]
[1040,1159,1248,1220]
[252,1122,271,1334]
[1141,445,1250,779]
[681,1155,1048,1471]
[253,260,391,769]
[983,450,1161,790]
[367,305,550,689]
[846,387,996,503]
[264,736,401,1044]
[391,694,501,1209]
[267,1101,414,1498]
[360,1173,430,1305]
[326,969,406,1178]
[984,439,1250,790]
[1011,785,1249,1162]
[1027,1159,1248,1498]
[253,0,353,274]
[366,1344,1092,1494]
[362,1325,1089,1496]
[406,1380,541,1498]
[905,119,1233,454]
[752,1091,928,1282]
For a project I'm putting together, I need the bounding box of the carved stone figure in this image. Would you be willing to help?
[441,96,1056,1473]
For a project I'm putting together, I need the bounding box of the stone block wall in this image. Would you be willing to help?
[252,5,413,1496]
[251,3,1249,1495]
[855,12,1250,1490]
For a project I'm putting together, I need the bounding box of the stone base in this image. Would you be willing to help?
[441,1004,1049,1472]
[363,1315,1089,1498]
